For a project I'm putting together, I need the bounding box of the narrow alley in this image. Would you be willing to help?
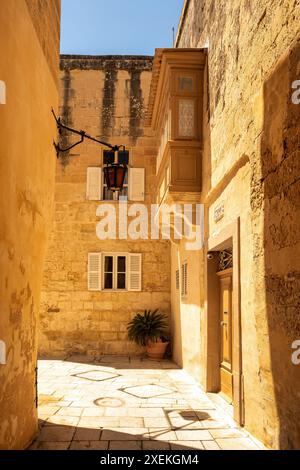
[1,0,300,453]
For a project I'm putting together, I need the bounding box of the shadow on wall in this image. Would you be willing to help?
[257,37,300,449]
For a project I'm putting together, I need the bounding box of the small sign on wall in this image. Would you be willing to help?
[0,80,6,104]
[214,203,224,223]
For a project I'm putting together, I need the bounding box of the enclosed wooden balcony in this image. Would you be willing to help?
[146,48,206,205]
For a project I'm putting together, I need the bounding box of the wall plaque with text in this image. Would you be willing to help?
[214,203,224,222]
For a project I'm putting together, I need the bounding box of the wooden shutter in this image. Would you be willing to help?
[129,168,145,201]
[88,253,102,291]
[86,167,102,200]
[128,253,142,291]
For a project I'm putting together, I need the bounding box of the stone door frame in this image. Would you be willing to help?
[204,217,244,425]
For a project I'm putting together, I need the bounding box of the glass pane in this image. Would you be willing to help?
[118,150,129,165]
[117,256,126,273]
[178,99,194,137]
[119,187,128,201]
[104,256,113,272]
[103,186,114,200]
[104,272,113,289]
[103,150,115,164]
[117,273,126,289]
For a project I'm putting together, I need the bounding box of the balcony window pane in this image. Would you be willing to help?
[178,99,194,137]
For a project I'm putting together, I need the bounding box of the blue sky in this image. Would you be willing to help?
[60,0,184,56]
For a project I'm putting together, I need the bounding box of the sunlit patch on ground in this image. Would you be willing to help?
[28,357,264,450]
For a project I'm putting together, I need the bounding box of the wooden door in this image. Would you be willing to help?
[218,269,233,402]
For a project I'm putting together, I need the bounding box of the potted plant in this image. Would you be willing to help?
[127,309,169,360]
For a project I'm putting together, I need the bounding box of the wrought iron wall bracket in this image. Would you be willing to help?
[52,108,123,158]
[53,133,85,156]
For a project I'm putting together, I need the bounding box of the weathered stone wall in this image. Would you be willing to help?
[39,56,171,357]
[0,0,60,450]
[25,0,61,85]
[176,0,300,449]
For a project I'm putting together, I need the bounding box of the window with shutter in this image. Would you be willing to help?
[129,168,145,201]
[88,253,102,291]
[128,253,142,291]
[91,253,141,292]
[86,167,102,200]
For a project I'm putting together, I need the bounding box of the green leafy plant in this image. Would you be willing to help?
[127,309,168,347]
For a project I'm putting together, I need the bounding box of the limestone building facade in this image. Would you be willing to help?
[39,56,171,357]
[0,0,60,450]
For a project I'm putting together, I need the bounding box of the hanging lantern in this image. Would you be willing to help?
[103,163,127,192]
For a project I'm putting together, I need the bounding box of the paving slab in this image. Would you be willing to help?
[170,440,205,450]
[70,441,108,450]
[109,441,142,450]
[216,437,260,450]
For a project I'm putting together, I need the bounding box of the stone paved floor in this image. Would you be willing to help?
[28,356,264,450]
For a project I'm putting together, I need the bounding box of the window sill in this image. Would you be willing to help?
[102,289,128,292]
[101,199,129,203]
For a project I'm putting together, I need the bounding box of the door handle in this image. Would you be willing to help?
[220,321,226,326]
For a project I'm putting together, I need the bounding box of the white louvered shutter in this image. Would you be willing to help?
[128,168,145,201]
[86,167,102,200]
[128,253,142,291]
[88,253,102,291]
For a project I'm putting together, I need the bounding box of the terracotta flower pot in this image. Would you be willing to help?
[146,339,169,360]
